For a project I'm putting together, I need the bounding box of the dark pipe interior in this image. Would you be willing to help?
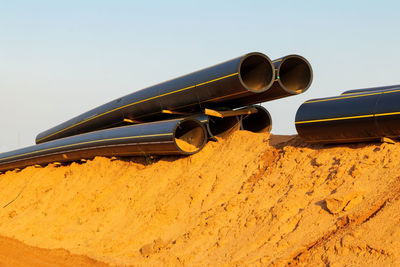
[240,55,273,92]
[241,107,272,133]
[279,57,312,94]
[174,120,206,153]
[208,116,240,137]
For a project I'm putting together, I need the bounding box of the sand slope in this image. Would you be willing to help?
[0,131,400,266]
[0,235,108,266]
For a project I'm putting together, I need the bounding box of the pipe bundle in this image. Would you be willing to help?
[296,85,400,143]
[0,52,312,172]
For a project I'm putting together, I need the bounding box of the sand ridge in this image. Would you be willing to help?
[0,131,400,265]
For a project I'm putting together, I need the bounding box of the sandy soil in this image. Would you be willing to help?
[175,138,198,152]
[1,130,400,266]
[0,235,107,266]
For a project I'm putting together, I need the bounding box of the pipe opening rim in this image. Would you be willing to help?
[173,118,207,154]
[277,55,313,95]
[238,52,275,93]
[241,106,272,133]
[208,115,240,137]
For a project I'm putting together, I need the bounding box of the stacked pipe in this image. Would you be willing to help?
[296,85,400,143]
[0,52,313,172]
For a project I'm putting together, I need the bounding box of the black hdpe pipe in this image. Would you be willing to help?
[0,118,207,172]
[224,55,313,108]
[341,84,400,95]
[189,114,241,141]
[194,105,272,139]
[240,105,272,133]
[295,88,400,143]
[36,52,275,144]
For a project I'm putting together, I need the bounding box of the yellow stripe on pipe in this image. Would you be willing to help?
[305,92,382,104]
[306,89,400,104]
[341,91,373,96]
[195,72,238,87]
[341,88,400,96]
[202,90,248,103]
[133,90,250,121]
[295,114,374,124]
[1,133,173,162]
[382,89,400,95]
[38,72,239,142]
[374,111,400,117]
[296,110,400,125]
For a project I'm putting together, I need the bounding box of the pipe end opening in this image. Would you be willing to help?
[239,54,274,92]
[208,116,240,137]
[174,120,206,153]
[279,56,313,94]
[241,106,272,133]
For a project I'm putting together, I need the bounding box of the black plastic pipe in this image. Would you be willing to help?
[207,115,240,138]
[240,105,272,133]
[194,106,272,138]
[36,52,275,144]
[189,114,240,141]
[295,88,400,143]
[341,84,400,95]
[193,106,271,138]
[224,55,313,108]
[0,118,207,172]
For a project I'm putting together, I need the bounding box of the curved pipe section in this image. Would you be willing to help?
[224,54,313,107]
[295,89,400,143]
[0,118,207,172]
[36,52,275,144]
[240,106,272,133]
[341,84,400,95]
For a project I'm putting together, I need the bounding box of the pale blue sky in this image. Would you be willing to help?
[1,0,399,152]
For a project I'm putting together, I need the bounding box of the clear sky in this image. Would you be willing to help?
[1,0,399,152]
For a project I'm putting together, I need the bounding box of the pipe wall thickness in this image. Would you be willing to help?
[0,118,207,172]
[36,52,275,144]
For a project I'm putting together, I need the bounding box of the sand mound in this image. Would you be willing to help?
[1,130,400,265]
